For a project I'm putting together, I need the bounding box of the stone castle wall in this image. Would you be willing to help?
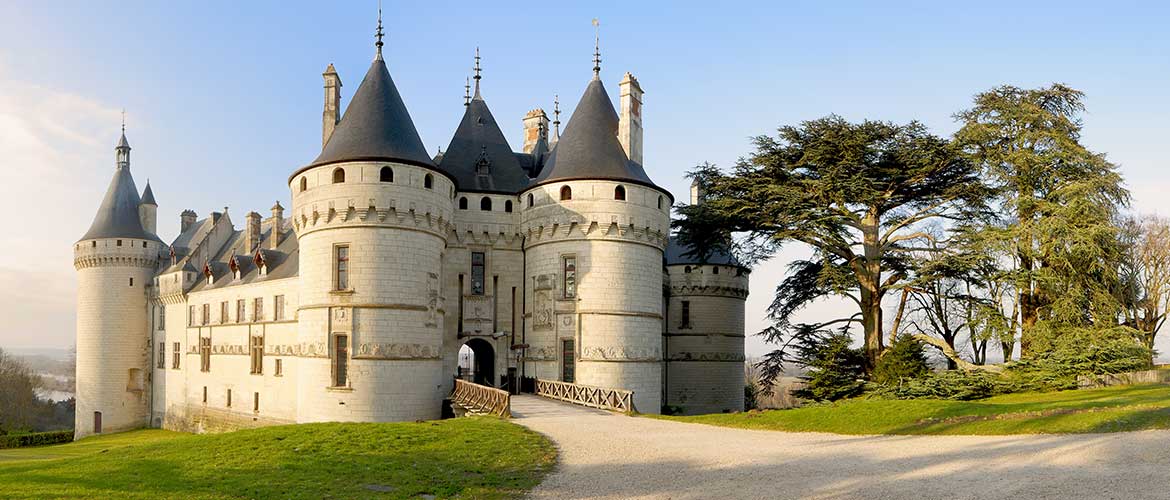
[665,263,748,414]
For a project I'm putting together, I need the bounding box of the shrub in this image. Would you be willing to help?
[870,369,1010,400]
[0,430,73,449]
[1008,326,1153,391]
[792,330,867,402]
[744,383,759,411]
[872,334,930,386]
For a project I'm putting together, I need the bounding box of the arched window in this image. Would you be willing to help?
[560,185,572,201]
[684,266,692,274]
[658,195,663,209]
[380,166,393,182]
[459,197,468,210]
[713,266,720,275]
[527,193,534,206]
[480,197,492,211]
[300,177,307,192]
[614,185,626,201]
[332,168,345,184]
[504,200,513,213]
[424,174,434,189]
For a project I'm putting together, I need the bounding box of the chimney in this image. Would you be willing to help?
[690,178,705,205]
[180,209,198,233]
[322,64,342,148]
[618,72,644,166]
[244,211,262,253]
[522,109,549,154]
[268,201,284,250]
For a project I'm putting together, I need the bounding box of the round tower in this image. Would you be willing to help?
[520,58,671,413]
[289,24,455,422]
[664,237,749,414]
[74,129,163,438]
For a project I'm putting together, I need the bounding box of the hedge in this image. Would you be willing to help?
[0,430,73,449]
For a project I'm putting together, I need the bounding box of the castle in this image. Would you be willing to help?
[73,19,748,438]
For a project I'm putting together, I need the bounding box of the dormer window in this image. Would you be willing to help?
[202,263,214,285]
[254,251,268,277]
[229,258,241,280]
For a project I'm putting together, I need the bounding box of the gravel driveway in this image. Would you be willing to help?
[511,395,1170,499]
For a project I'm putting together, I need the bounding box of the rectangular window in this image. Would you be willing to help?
[201,304,210,326]
[275,358,283,377]
[158,305,166,330]
[237,299,245,323]
[563,256,577,299]
[157,342,165,369]
[172,342,181,369]
[94,411,102,433]
[188,305,196,327]
[202,386,207,404]
[253,297,264,322]
[220,301,229,324]
[129,277,134,287]
[227,389,232,408]
[254,392,260,412]
[335,245,349,290]
[274,295,285,321]
[681,300,691,329]
[199,336,211,372]
[250,335,264,375]
[332,334,349,387]
[562,339,575,383]
[470,252,486,295]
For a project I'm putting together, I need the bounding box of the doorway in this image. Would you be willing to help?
[458,338,496,387]
[94,411,102,434]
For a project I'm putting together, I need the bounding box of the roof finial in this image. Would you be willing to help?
[464,76,471,106]
[553,94,561,138]
[374,1,385,60]
[592,18,601,78]
[472,47,482,99]
[121,109,126,133]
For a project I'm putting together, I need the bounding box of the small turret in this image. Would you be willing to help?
[139,181,158,236]
[522,109,549,154]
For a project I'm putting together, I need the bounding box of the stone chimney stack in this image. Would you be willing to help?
[522,109,549,154]
[322,64,342,148]
[268,201,284,250]
[618,72,644,166]
[180,209,198,233]
[244,211,262,253]
[690,178,704,205]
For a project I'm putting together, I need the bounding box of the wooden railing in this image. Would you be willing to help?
[535,379,635,413]
[451,379,511,417]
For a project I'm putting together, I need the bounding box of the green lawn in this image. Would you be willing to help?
[654,384,1170,435]
[0,418,555,499]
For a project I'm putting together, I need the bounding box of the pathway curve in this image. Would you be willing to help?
[510,395,1170,499]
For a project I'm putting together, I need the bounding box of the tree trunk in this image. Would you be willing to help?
[859,209,884,370]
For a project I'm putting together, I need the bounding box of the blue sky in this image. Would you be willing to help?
[1,1,1168,358]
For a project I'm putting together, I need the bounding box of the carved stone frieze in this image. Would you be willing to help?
[581,345,661,362]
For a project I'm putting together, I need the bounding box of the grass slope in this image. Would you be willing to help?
[655,384,1170,435]
[0,417,555,499]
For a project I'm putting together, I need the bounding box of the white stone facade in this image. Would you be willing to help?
[74,32,748,436]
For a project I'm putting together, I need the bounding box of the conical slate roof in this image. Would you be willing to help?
[532,78,658,189]
[437,96,529,193]
[140,181,157,206]
[79,165,150,241]
[308,58,434,169]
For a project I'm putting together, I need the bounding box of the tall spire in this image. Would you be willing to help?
[115,114,131,169]
[464,76,471,107]
[553,94,561,139]
[592,18,601,79]
[374,3,385,61]
[472,47,482,99]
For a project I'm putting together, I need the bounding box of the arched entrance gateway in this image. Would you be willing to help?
[457,338,496,387]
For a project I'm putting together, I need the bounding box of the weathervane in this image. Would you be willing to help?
[464,76,471,106]
[592,18,601,77]
[374,1,384,58]
[553,94,561,138]
[473,47,482,98]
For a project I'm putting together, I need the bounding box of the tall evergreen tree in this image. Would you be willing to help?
[677,116,984,371]
[953,84,1129,355]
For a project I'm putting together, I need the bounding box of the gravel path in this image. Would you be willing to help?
[511,395,1170,499]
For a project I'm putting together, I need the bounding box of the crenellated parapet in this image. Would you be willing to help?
[73,238,162,270]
